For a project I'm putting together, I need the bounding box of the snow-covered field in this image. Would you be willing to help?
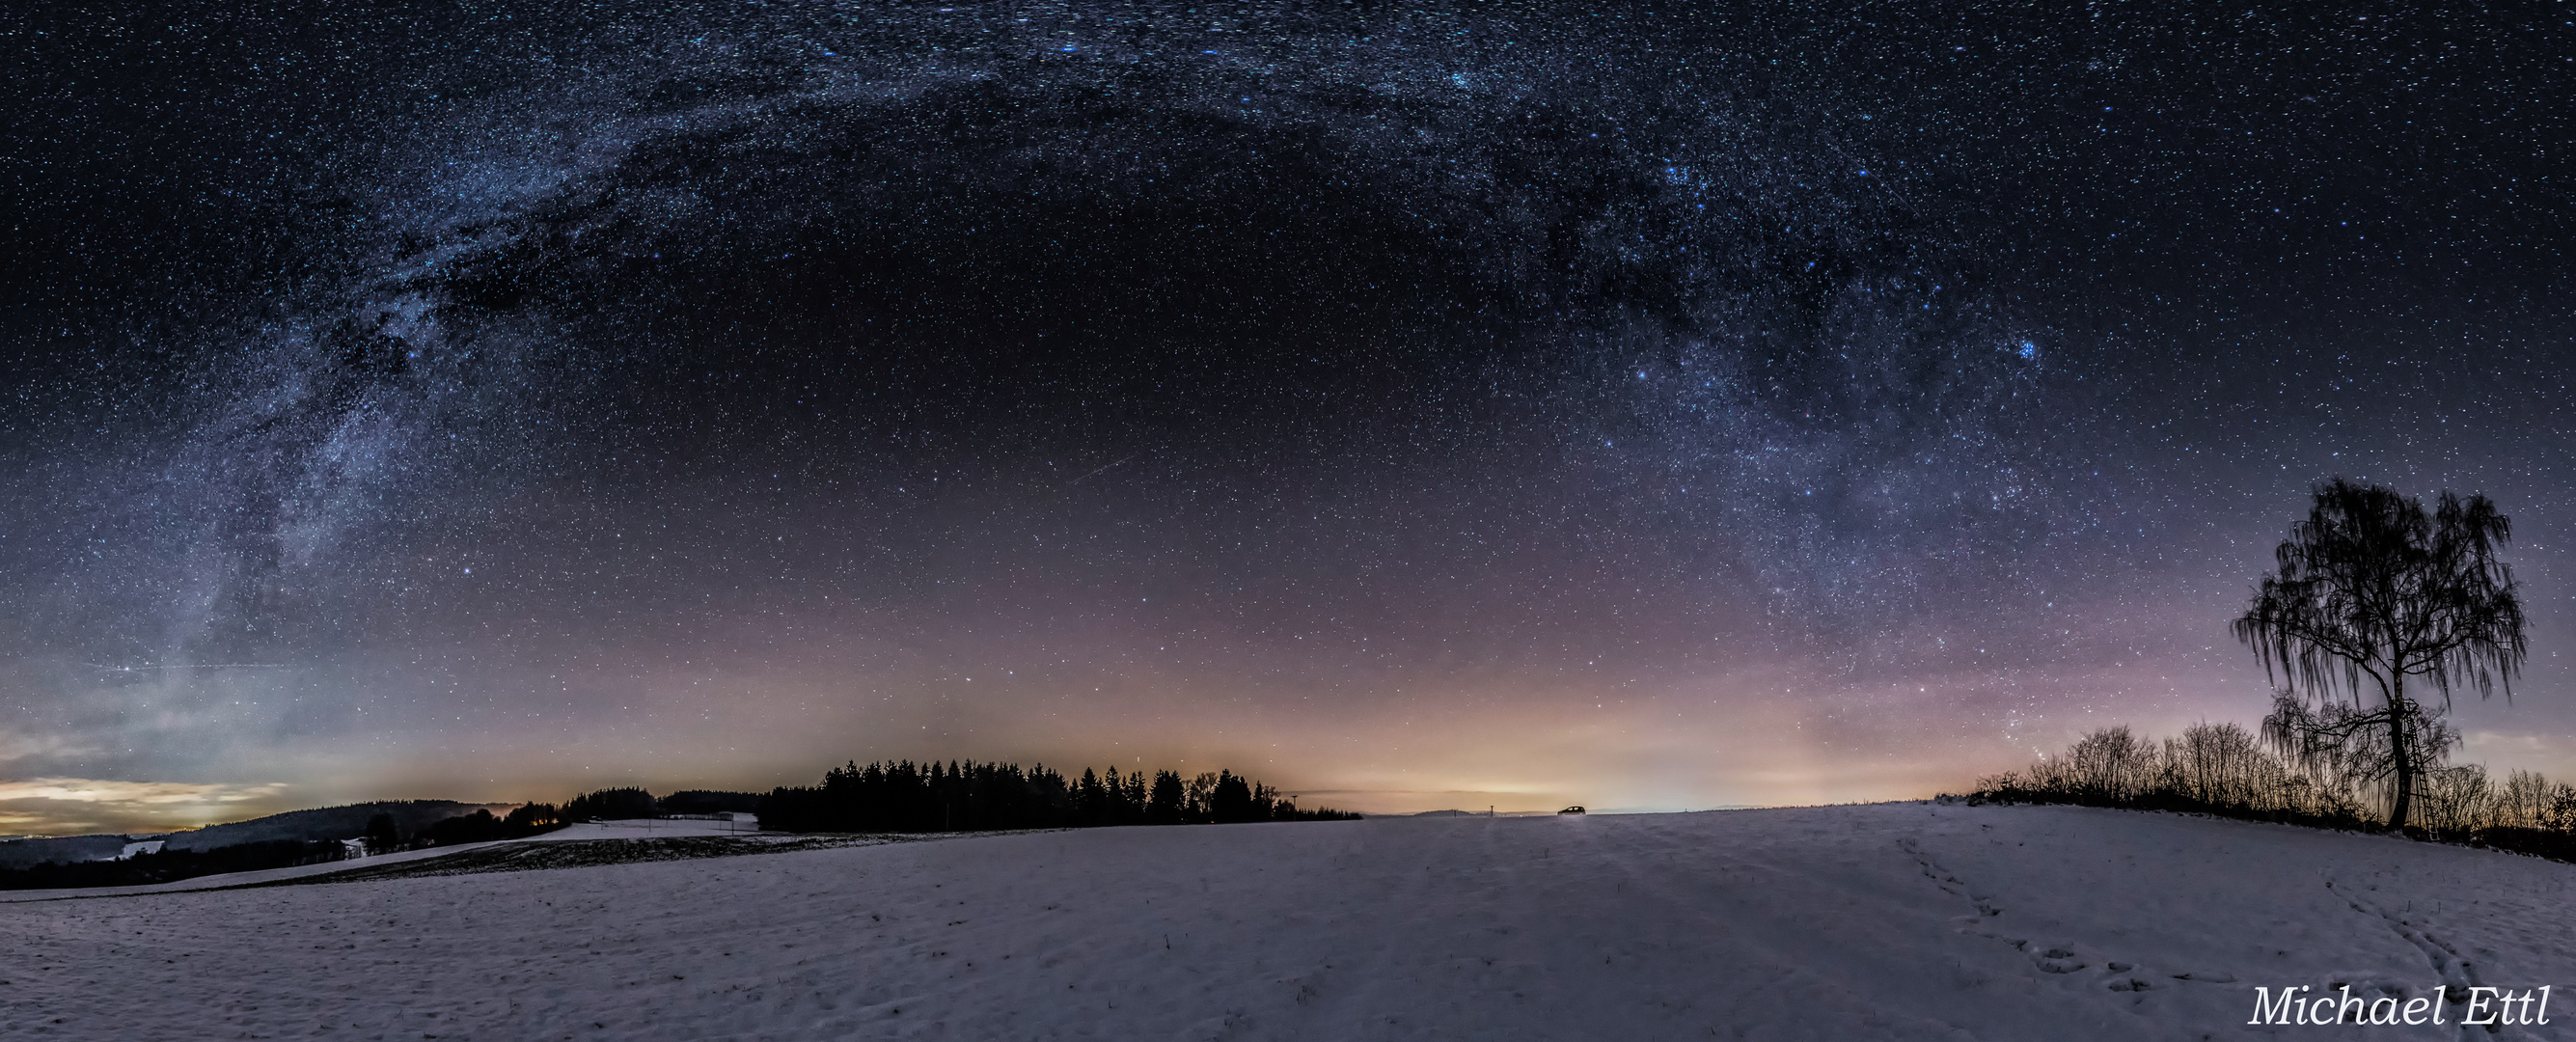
[5,803,2572,1039]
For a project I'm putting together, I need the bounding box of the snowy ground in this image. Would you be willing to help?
[4,803,2572,1039]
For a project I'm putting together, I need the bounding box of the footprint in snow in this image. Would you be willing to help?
[2032,946,2086,973]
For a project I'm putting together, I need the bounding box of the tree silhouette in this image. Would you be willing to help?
[363,811,401,854]
[2232,479,2527,830]
[1210,770,1255,823]
[757,759,1355,832]
[562,787,658,822]
[504,802,560,829]
[1147,770,1185,824]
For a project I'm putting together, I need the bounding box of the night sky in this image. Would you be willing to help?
[6,1,2573,835]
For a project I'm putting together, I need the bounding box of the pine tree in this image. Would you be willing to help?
[1122,768,1148,824]
[1211,771,1254,823]
[1148,770,1185,824]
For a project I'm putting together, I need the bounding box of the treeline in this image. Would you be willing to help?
[548,788,762,821]
[1972,723,2576,862]
[390,804,564,850]
[0,763,1353,891]
[562,787,654,822]
[759,760,1358,833]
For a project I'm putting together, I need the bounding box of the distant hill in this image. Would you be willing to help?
[0,834,132,869]
[161,801,514,852]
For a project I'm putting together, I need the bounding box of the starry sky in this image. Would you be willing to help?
[4,1,2573,835]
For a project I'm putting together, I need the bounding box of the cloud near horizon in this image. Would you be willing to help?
[0,779,291,836]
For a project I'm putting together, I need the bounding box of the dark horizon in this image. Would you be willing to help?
[5,0,2572,836]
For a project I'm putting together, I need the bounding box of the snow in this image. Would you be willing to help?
[5,803,2573,1039]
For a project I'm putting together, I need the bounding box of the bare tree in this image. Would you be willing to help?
[2232,479,2526,830]
[2066,726,2159,803]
